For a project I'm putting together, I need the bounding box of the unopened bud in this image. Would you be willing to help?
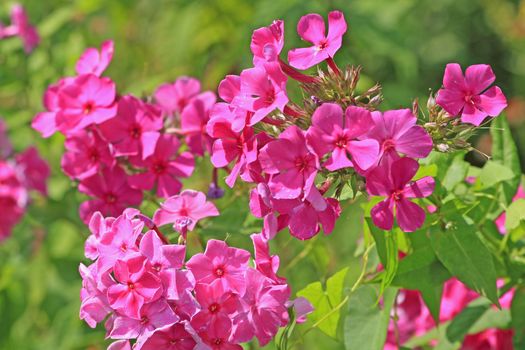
[207,183,225,199]
[436,143,450,152]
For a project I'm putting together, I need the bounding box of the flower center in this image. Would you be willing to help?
[105,193,117,204]
[295,156,310,172]
[265,91,276,104]
[88,148,100,162]
[140,316,148,324]
[129,125,141,139]
[152,161,167,174]
[208,303,220,314]
[334,135,348,148]
[213,338,223,345]
[127,282,135,290]
[317,40,329,51]
[392,189,404,202]
[382,139,396,151]
[83,101,94,114]
[214,266,225,277]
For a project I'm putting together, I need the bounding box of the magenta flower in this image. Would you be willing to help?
[139,230,186,274]
[259,125,319,200]
[138,323,198,350]
[107,253,163,319]
[288,11,347,70]
[218,75,241,104]
[78,166,142,224]
[367,109,433,167]
[198,321,242,350]
[180,92,217,156]
[207,107,258,187]
[436,63,507,126]
[32,82,64,138]
[56,74,117,134]
[154,77,202,116]
[251,233,286,284]
[287,196,341,240]
[186,239,251,294]
[76,40,114,77]
[251,20,284,66]
[109,300,178,339]
[307,103,379,171]
[9,4,39,53]
[366,157,435,232]
[15,146,50,195]
[79,263,111,328]
[153,190,219,233]
[61,130,114,180]
[99,95,163,159]
[128,135,195,198]
[236,64,288,125]
[190,281,242,332]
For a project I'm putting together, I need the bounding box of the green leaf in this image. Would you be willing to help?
[479,161,515,188]
[505,199,525,232]
[344,286,397,350]
[392,245,450,322]
[490,115,521,205]
[366,219,398,295]
[511,286,525,348]
[296,267,349,338]
[429,216,499,305]
[442,154,469,191]
[445,298,490,343]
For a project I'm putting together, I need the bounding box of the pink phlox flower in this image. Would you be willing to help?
[250,233,286,284]
[198,320,242,350]
[109,299,179,340]
[436,63,507,126]
[128,135,195,198]
[61,129,114,180]
[76,40,114,77]
[14,146,50,195]
[180,92,217,156]
[55,74,118,135]
[287,195,341,240]
[218,75,241,105]
[137,322,199,350]
[251,20,284,66]
[235,63,288,125]
[186,239,251,295]
[154,77,203,117]
[99,95,163,159]
[139,230,186,275]
[259,125,319,200]
[285,297,314,324]
[288,11,347,70]
[79,262,112,328]
[366,157,435,232]
[307,103,379,171]
[108,340,132,350]
[367,109,433,170]
[78,165,143,224]
[9,4,39,53]
[153,190,219,233]
[32,80,69,138]
[107,253,163,319]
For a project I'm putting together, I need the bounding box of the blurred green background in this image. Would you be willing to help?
[0,0,524,349]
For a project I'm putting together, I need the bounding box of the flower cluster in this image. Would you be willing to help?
[79,195,312,350]
[0,119,49,240]
[206,11,509,237]
[33,40,218,224]
[385,278,514,349]
[0,4,39,53]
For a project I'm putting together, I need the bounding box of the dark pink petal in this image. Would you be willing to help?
[347,139,379,170]
[391,157,419,190]
[345,106,374,138]
[403,176,435,198]
[312,103,344,133]
[461,103,489,126]
[464,64,495,95]
[395,126,433,158]
[442,63,465,91]
[478,86,507,116]
[269,170,303,199]
[218,75,240,103]
[371,199,394,231]
[297,13,326,43]
[288,204,319,240]
[395,199,426,232]
[366,164,392,196]
[325,146,353,171]
[436,88,465,116]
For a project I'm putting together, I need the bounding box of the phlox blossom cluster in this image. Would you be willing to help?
[206,11,508,238]
[79,192,312,350]
[0,119,50,240]
[33,40,219,224]
[0,3,39,53]
[385,278,514,349]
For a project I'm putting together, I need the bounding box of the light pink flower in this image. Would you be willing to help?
[108,340,132,350]
[99,95,163,159]
[366,157,435,232]
[76,40,114,77]
[128,135,195,198]
[139,230,186,274]
[367,109,433,168]
[55,74,117,134]
[78,166,143,224]
[307,103,379,171]
[15,146,50,195]
[436,63,507,126]
[236,64,288,125]
[218,75,241,104]
[32,82,65,138]
[61,130,114,180]
[180,92,217,156]
[79,263,112,328]
[109,300,178,339]
[153,190,219,232]
[154,77,202,116]
[259,125,319,200]
[288,11,347,70]
[251,20,284,66]
[9,4,39,53]
[107,253,163,319]
[186,239,251,294]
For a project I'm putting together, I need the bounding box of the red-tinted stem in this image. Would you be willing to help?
[319,179,333,195]
[153,226,170,245]
[283,105,305,118]
[278,57,319,84]
[325,56,341,76]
